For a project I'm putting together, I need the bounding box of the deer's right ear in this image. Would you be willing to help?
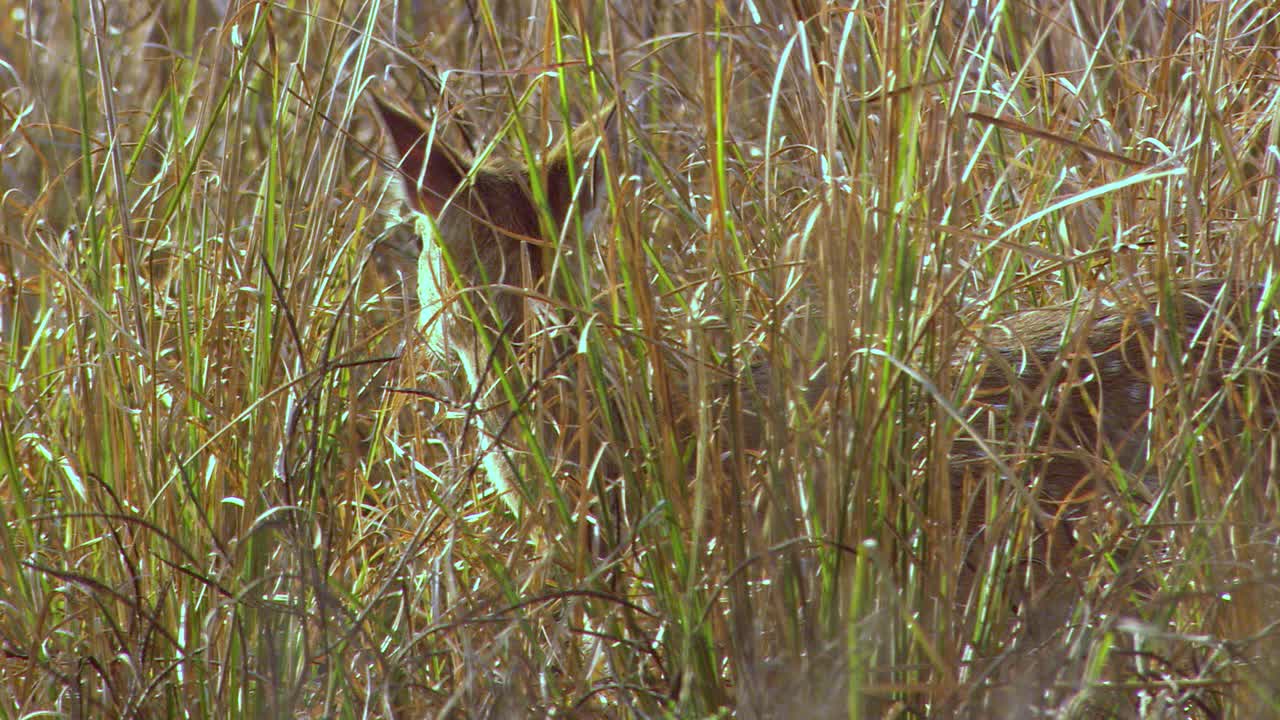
[371,92,467,218]
[543,101,621,230]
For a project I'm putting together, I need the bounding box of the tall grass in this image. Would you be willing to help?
[2,1,1278,717]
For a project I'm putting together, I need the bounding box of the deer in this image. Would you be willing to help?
[370,90,1280,595]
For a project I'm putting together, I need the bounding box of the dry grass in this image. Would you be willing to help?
[2,1,1279,717]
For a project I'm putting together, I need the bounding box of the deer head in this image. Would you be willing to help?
[371,92,617,347]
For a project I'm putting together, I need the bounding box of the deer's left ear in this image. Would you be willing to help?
[369,91,469,218]
[543,101,620,230]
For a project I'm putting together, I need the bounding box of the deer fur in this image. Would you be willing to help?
[954,279,1280,568]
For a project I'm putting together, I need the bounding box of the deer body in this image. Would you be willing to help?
[954,279,1279,564]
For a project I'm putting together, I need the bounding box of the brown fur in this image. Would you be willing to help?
[953,279,1280,570]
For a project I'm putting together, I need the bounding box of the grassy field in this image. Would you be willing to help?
[3,1,1280,717]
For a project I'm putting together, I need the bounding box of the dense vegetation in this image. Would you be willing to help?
[2,1,1278,717]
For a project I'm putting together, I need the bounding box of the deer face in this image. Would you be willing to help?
[371,94,615,342]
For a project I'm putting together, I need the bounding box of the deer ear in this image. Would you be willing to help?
[543,101,619,230]
[370,92,468,218]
